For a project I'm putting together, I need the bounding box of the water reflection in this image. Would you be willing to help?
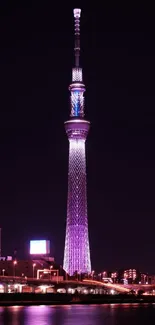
[8,307,23,325]
[0,304,155,325]
[62,305,101,325]
[24,306,54,325]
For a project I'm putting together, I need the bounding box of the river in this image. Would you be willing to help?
[0,304,155,324]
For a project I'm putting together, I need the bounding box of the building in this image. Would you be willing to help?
[148,275,155,284]
[0,259,41,278]
[0,257,64,279]
[63,9,91,275]
[124,269,137,283]
[111,271,118,283]
[140,273,149,284]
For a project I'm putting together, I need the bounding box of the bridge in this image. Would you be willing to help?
[0,276,155,294]
[83,279,155,294]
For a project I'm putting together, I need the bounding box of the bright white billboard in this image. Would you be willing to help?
[30,240,50,255]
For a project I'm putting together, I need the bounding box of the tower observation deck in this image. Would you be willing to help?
[63,9,91,275]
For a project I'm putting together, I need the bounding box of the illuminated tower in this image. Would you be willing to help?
[63,8,91,275]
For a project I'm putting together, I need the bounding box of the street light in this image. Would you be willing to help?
[50,266,53,280]
[13,260,17,277]
[50,267,59,284]
[2,269,5,276]
[91,270,95,280]
[33,263,36,278]
[98,273,102,281]
[78,271,81,282]
[65,270,68,281]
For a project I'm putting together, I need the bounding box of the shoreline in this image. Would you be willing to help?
[1,293,155,306]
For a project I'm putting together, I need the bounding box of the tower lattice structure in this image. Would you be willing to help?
[63,9,91,275]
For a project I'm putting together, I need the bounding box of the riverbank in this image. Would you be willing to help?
[1,293,155,306]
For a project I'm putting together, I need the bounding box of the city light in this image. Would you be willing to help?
[30,240,50,255]
[39,285,48,294]
[72,68,83,82]
[13,260,17,277]
[69,139,85,150]
[0,6,154,303]
[73,8,81,18]
[33,263,36,278]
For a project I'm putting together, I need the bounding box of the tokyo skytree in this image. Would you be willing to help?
[63,8,91,275]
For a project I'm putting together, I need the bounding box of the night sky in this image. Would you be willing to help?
[0,1,155,273]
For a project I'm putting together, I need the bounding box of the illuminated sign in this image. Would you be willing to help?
[30,240,50,255]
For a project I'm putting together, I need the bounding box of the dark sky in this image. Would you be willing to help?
[0,1,155,273]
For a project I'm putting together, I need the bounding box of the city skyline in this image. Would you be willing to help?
[0,2,155,273]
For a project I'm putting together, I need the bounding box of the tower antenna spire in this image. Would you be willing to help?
[73,8,81,67]
[69,8,85,118]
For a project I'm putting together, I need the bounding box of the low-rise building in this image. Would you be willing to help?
[0,256,56,278]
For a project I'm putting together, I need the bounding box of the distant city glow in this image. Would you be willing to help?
[30,240,50,255]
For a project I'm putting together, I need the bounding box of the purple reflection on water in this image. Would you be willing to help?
[24,305,98,325]
[24,305,54,325]
[0,304,155,325]
[61,305,102,325]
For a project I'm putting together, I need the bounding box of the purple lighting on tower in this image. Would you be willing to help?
[63,9,91,275]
